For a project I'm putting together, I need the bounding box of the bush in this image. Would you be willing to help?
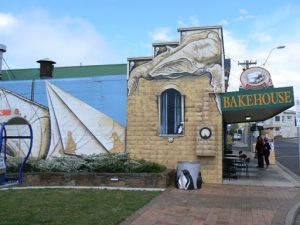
[33,156,87,172]
[5,153,166,173]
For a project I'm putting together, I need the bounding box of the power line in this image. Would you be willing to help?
[2,57,16,80]
[225,55,240,65]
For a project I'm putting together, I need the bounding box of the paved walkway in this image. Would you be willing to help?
[121,142,300,225]
[121,185,300,225]
[223,145,300,187]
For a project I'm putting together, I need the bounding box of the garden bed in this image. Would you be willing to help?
[17,169,175,188]
[7,153,174,188]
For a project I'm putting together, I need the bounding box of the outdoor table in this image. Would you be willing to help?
[224,154,239,157]
[224,156,238,160]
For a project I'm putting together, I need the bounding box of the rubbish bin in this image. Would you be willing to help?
[176,161,201,190]
[0,156,6,185]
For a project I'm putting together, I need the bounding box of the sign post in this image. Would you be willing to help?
[295,99,300,168]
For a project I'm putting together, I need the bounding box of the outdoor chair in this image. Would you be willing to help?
[239,153,247,160]
[234,154,247,167]
[234,157,250,177]
[223,158,237,180]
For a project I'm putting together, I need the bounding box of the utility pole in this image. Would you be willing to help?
[295,98,300,168]
[238,60,257,70]
[238,60,257,152]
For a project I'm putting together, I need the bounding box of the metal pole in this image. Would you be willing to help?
[296,98,300,169]
[248,122,251,152]
[298,127,300,169]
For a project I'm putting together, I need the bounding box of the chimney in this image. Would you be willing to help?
[0,44,7,80]
[36,58,56,79]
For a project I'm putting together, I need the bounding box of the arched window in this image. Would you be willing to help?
[160,89,184,135]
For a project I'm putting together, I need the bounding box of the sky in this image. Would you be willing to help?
[1,0,300,98]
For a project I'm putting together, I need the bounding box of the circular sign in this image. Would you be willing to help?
[199,127,212,140]
[240,67,272,89]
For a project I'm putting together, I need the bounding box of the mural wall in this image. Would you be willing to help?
[126,26,225,183]
[128,29,224,95]
[0,88,50,158]
[0,75,127,158]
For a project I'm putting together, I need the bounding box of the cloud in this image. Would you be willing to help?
[0,13,18,34]
[238,8,254,20]
[240,9,247,14]
[252,33,272,43]
[0,13,17,28]
[223,27,300,100]
[220,20,229,26]
[177,16,201,28]
[140,43,152,48]
[223,30,249,91]
[0,9,119,68]
[265,42,300,97]
[148,27,173,42]
[189,16,200,26]
[177,17,186,28]
[224,4,300,100]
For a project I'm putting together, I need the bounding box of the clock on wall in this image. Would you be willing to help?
[199,127,212,140]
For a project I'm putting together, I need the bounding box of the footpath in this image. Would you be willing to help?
[121,141,300,225]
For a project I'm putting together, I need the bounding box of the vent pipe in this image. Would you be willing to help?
[0,44,7,80]
[36,58,56,79]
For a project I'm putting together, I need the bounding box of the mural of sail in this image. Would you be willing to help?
[46,81,125,157]
[0,88,50,159]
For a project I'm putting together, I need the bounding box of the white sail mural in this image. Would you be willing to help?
[46,81,125,157]
[0,88,50,159]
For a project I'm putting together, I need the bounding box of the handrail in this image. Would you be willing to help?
[0,122,33,184]
[18,124,33,183]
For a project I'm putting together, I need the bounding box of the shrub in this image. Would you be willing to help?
[5,153,166,173]
[6,157,23,173]
[33,156,87,172]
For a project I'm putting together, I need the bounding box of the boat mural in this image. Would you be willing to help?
[0,82,125,159]
[0,88,50,159]
[46,81,125,157]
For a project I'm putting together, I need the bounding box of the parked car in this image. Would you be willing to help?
[233,133,241,141]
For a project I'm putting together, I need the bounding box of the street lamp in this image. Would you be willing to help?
[261,45,286,67]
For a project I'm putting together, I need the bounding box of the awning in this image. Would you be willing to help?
[221,86,294,124]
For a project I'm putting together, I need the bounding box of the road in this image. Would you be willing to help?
[275,138,300,177]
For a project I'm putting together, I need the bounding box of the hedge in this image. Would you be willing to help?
[5,153,166,173]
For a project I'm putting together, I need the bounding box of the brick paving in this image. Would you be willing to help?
[121,143,300,225]
[120,184,300,225]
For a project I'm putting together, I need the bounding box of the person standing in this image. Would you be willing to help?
[263,137,271,168]
[255,136,264,168]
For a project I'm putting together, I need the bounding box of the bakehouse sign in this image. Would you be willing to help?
[221,87,294,111]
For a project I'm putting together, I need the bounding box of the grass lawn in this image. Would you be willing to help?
[0,188,161,225]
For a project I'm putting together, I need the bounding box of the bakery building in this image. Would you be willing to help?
[0,26,294,184]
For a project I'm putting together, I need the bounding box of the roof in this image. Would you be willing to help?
[2,63,127,81]
[282,109,296,114]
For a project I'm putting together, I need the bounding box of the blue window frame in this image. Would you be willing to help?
[160,89,184,135]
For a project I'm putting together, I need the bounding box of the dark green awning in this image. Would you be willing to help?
[221,86,294,123]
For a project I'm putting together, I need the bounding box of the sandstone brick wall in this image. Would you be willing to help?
[19,170,174,188]
[126,75,223,184]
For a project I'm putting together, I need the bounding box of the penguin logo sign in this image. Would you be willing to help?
[177,169,195,190]
[199,127,212,139]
